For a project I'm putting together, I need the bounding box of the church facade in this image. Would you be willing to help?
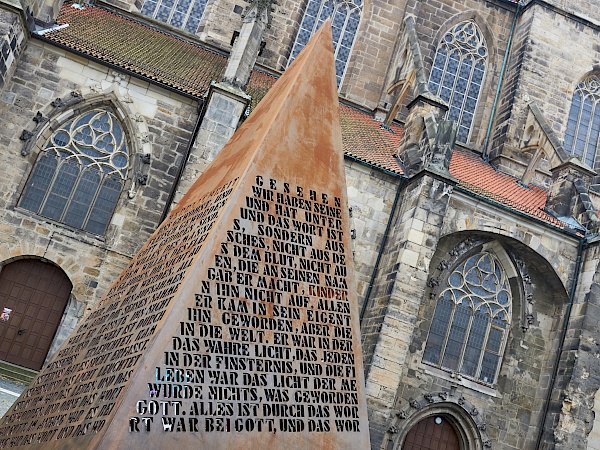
[0,0,598,448]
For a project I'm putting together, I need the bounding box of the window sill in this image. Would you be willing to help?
[420,363,501,398]
[13,207,107,243]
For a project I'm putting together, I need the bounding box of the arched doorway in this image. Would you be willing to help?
[403,416,460,450]
[0,259,72,370]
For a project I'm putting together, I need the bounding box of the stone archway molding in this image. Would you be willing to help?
[18,81,152,199]
[0,256,82,369]
[381,388,492,450]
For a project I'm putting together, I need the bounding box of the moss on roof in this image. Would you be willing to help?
[46,4,227,97]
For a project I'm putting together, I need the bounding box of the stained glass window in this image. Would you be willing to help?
[428,20,487,143]
[423,252,511,385]
[564,75,600,168]
[140,0,206,33]
[19,109,129,235]
[288,0,362,86]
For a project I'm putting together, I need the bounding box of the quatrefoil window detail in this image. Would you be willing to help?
[19,109,129,235]
[564,75,600,168]
[428,20,488,143]
[423,251,511,385]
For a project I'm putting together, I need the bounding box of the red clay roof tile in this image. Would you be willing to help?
[246,69,277,111]
[46,5,227,97]
[41,4,572,231]
[339,104,403,174]
[449,149,566,229]
[44,5,404,174]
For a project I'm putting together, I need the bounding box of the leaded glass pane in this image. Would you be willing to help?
[156,5,171,22]
[423,298,453,365]
[486,326,503,353]
[19,154,58,213]
[86,177,123,235]
[479,351,499,383]
[41,160,79,221]
[428,20,487,143]
[141,0,158,16]
[564,75,600,167]
[423,251,512,385]
[289,0,362,87]
[441,301,471,371]
[141,0,205,33]
[64,169,101,229]
[19,109,128,235]
[184,0,206,33]
[461,310,489,377]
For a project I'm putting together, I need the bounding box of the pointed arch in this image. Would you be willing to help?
[428,20,488,143]
[20,108,129,235]
[288,0,362,86]
[18,89,147,235]
[563,74,600,168]
[423,243,514,386]
[0,257,73,370]
[382,394,491,450]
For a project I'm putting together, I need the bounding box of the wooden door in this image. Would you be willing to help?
[403,416,460,450]
[0,259,71,370]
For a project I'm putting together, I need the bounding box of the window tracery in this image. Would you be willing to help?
[140,0,207,33]
[19,109,129,235]
[564,75,600,168]
[428,20,487,143]
[289,0,362,86]
[423,251,511,385]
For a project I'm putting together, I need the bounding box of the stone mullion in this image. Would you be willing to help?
[365,173,453,449]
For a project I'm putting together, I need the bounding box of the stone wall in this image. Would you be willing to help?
[362,179,581,449]
[0,35,402,368]
[197,0,245,50]
[0,8,25,93]
[344,159,399,311]
[383,233,571,450]
[550,242,600,449]
[257,0,306,71]
[0,39,199,355]
[338,0,407,109]
[199,0,410,109]
[490,4,600,179]
[362,174,455,447]
[588,390,600,450]
[541,0,600,25]
[402,0,516,148]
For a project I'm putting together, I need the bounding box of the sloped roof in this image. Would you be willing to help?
[339,105,403,174]
[39,4,572,231]
[42,4,404,175]
[449,149,567,229]
[44,4,227,97]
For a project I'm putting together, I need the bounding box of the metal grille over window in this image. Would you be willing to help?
[428,20,487,143]
[140,0,207,33]
[19,109,129,235]
[564,75,600,168]
[288,0,362,86]
[423,252,511,385]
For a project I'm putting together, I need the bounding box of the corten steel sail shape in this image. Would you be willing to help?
[0,20,370,450]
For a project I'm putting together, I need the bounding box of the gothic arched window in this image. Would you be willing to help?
[423,251,511,385]
[289,0,362,86]
[564,75,600,168]
[19,109,129,235]
[428,20,487,143]
[140,0,207,33]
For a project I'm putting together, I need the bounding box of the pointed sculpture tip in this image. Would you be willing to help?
[315,17,332,39]
[285,16,334,72]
